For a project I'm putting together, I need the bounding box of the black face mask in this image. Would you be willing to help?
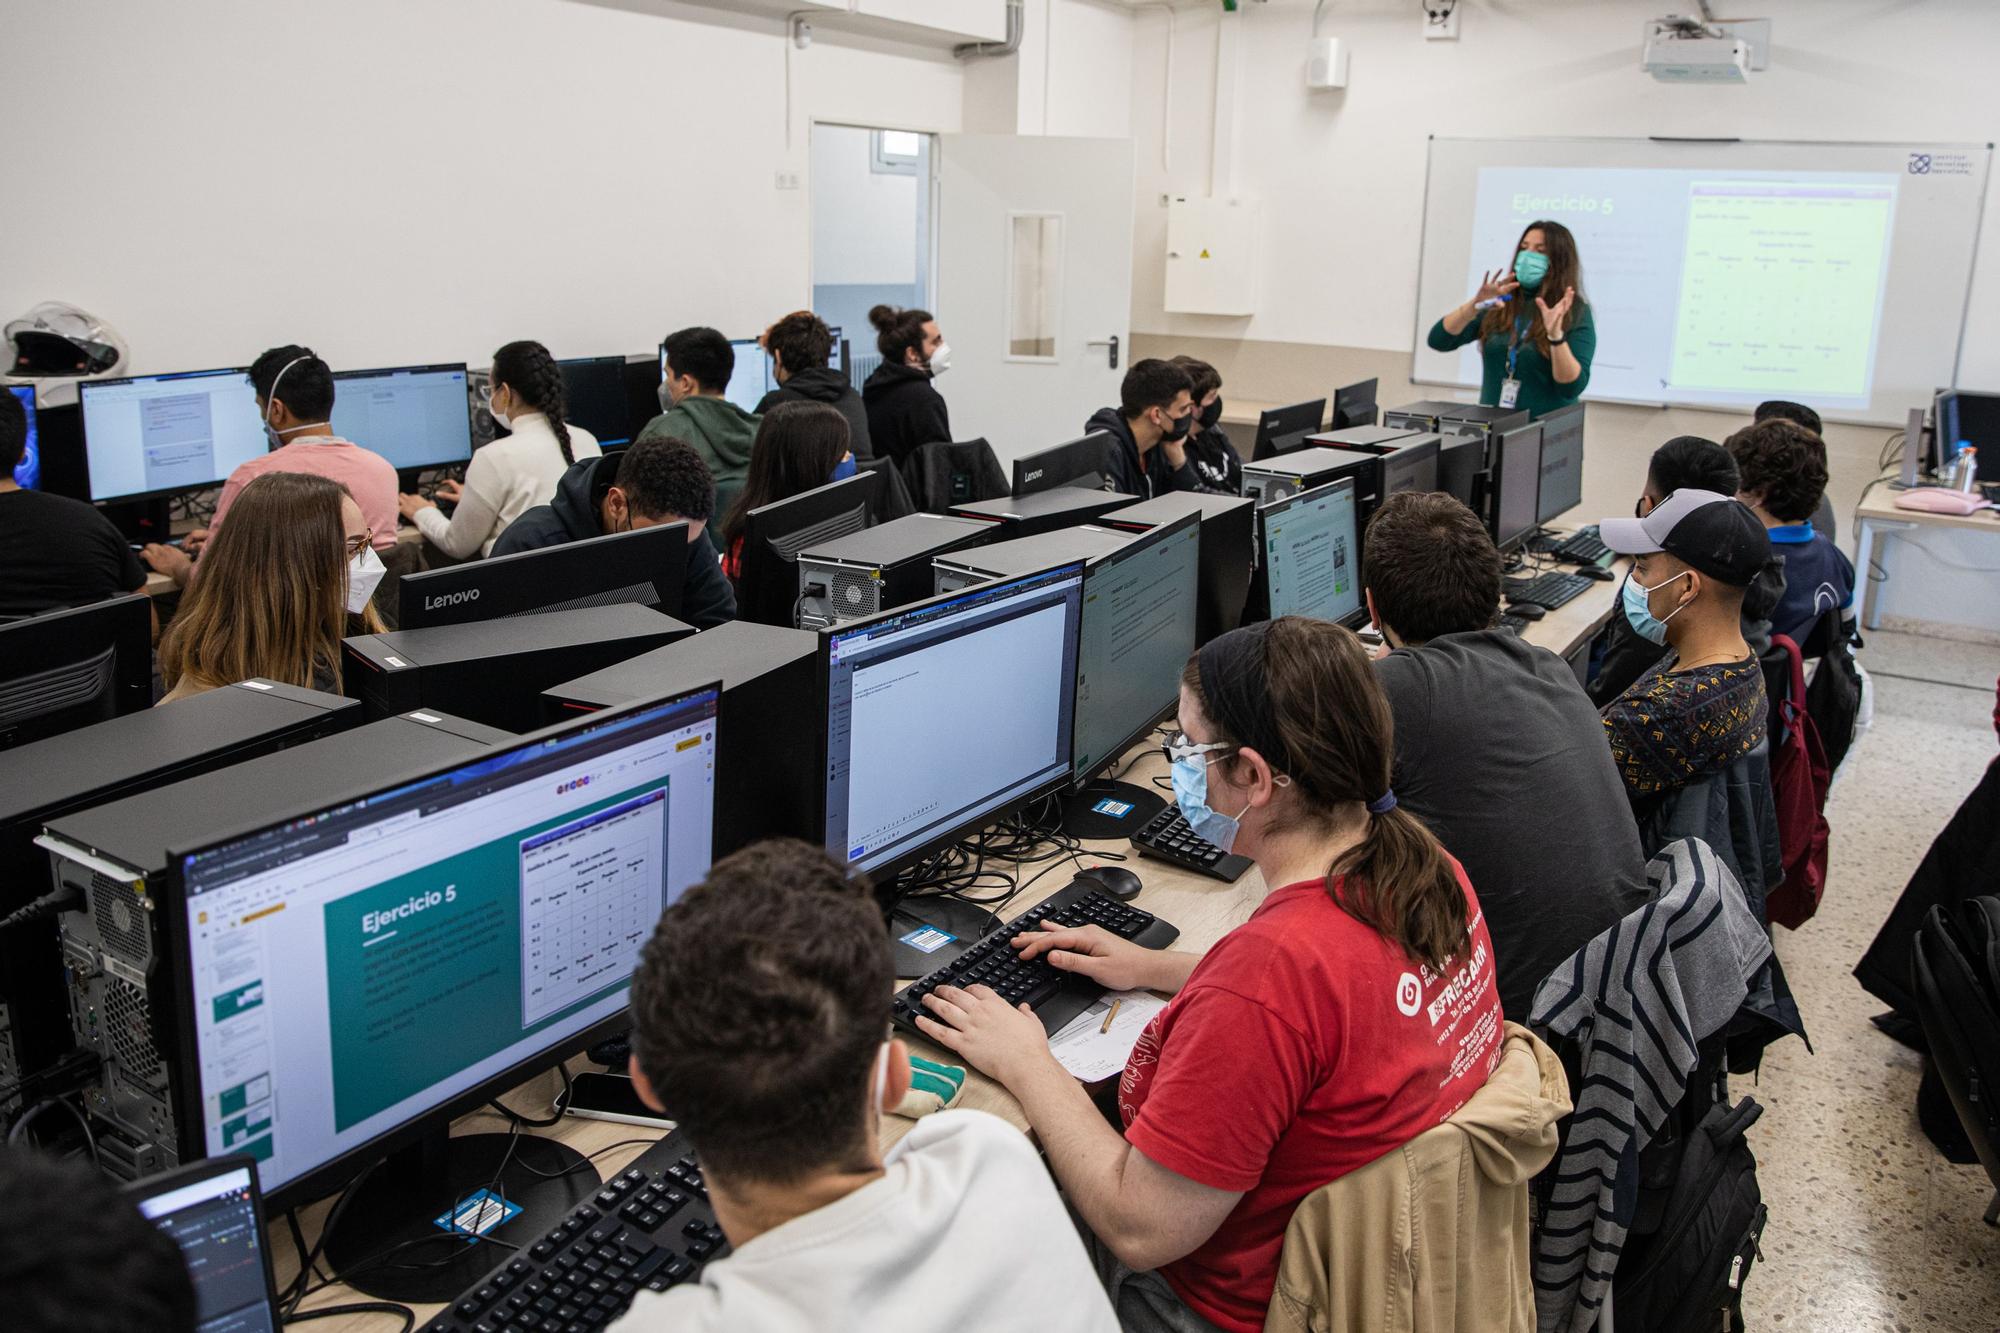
[1198,397,1224,433]
[1161,409,1192,443]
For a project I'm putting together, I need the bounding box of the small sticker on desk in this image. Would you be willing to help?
[900,926,957,954]
[433,1189,521,1238]
[1091,798,1135,818]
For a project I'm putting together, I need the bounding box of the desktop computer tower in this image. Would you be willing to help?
[37,709,514,1181]
[1383,401,1528,447]
[949,487,1141,539]
[1103,492,1255,647]
[931,524,1133,596]
[1241,447,1377,507]
[0,681,361,1095]
[1301,424,1425,455]
[343,604,692,732]
[793,513,993,630]
[542,621,817,857]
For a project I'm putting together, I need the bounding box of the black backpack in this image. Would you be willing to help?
[1610,1082,1769,1332]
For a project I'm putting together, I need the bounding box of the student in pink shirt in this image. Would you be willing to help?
[140,346,398,587]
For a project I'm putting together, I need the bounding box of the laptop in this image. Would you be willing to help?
[130,1155,283,1333]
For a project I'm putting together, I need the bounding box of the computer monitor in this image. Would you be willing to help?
[1251,399,1328,462]
[720,337,768,416]
[0,593,153,749]
[557,356,633,449]
[1013,431,1118,497]
[131,1156,283,1333]
[1064,514,1200,837]
[736,471,881,627]
[1490,422,1544,555]
[166,687,719,1285]
[1535,403,1585,524]
[1331,378,1378,430]
[620,354,663,442]
[398,523,689,629]
[329,363,474,473]
[823,562,1084,888]
[8,384,38,489]
[1256,479,1363,627]
[1378,437,1442,506]
[1936,388,2000,482]
[79,368,262,502]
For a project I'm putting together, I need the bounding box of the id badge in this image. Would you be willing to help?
[1498,377,1522,409]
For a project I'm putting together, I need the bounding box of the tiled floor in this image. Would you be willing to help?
[1741,630,2000,1330]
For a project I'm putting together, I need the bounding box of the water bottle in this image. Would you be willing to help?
[1953,443,1980,493]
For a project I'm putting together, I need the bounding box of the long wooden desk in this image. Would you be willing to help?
[1851,486,2000,629]
[281,570,1623,1328]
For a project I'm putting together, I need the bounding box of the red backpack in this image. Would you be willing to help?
[1766,634,1832,929]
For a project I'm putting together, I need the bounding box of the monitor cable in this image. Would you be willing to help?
[4,1093,98,1166]
[487,1064,571,1129]
[283,1302,413,1333]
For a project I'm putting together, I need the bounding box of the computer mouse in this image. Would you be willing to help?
[1507,601,1547,621]
[1077,865,1144,901]
[1577,564,1616,581]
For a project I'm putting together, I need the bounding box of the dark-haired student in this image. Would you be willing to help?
[1171,355,1241,494]
[615,838,1119,1333]
[922,617,1504,1333]
[492,434,736,629]
[1084,359,1201,499]
[0,1149,199,1333]
[1728,417,1854,646]
[718,402,855,582]
[1754,399,1838,541]
[861,304,951,467]
[636,327,761,516]
[0,386,152,624]
[400,339,600,558]
[756,311,872,459]
[1363,492,1649,1019]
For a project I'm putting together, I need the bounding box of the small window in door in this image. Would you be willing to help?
[1008,213,1062,361]
[871,130,922,176]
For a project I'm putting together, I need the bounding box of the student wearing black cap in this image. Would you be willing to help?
[1596,490,1774,804]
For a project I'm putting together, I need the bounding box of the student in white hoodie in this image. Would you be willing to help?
[398,340,600,557]
[614,839,1119,1333]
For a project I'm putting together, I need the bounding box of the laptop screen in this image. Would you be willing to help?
[134,1160,280,1333]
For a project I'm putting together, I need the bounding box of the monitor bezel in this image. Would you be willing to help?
[1533,403,1586,525]
[1012,431,1118,498]
[126,1153,284,1319]
[1069,510,1202,787]
[817,560,1086,883]
[157,684,724,1214]
[396,520,690,629]
[1492,421,1546,555]
[78,366,256,504]
[1256,477,1367,630]
[330,362,475,472]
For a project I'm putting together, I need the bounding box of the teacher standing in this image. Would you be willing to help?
[1427,219,1593,419]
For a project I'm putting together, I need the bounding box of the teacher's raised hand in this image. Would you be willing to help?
[1475,268,1521,308]
[1537,285,1576,337]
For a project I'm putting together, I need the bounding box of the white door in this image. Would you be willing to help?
[934,134,1135,469]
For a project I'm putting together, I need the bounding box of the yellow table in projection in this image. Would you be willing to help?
[1668,179,1897,398]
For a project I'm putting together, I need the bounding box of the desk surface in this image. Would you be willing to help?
[280,558,1621,1328]
[1856,487,2000,535]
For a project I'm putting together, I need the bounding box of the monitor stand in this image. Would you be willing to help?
[885,893,994,980]
[321,1124,598,1303]
[1061,779,1165,842]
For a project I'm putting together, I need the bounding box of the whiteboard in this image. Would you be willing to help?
[1411,137,1992,426]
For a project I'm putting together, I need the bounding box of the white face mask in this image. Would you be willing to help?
[487,386,511,431]
[927,341,951,376]
[261,355,309,448]
[346,545,387,615]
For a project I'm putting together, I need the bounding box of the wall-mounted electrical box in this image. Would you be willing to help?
[1165,196,1260,316]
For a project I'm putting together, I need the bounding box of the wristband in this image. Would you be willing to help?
[1548,334,1567,345]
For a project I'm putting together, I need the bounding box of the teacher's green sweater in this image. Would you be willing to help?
[1426,302,1595,419]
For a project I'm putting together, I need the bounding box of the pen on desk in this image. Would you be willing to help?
[1100,998,1122,1035]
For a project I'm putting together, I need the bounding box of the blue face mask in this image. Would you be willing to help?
[1621,569,1690,645]
[1171,753,1249,853]
[829,454,858,483]
[1513,249,1550,289]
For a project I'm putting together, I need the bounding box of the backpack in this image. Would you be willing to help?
[1609,1086,1769,1333]
[1803,608,1863,774]
[1765,634,1832,930]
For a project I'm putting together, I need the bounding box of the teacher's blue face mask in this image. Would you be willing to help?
[1513,249,1550,289]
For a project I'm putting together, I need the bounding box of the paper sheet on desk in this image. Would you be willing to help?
[1049,990,1167,1083]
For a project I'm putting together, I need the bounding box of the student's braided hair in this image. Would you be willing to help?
[492,340,574,466]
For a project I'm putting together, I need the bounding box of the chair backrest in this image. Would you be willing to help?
[1913,900,2000,1192]
[860,455,916,524]
[898,439,1008,511]
[0,594,154,749]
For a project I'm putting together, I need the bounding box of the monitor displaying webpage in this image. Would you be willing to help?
[137,1165,277,1333]
[329,365,472,471]
[825,565,1083,874]
[1073,521,1200,779]
[80,370,264,501]
[177,692,717,1195]
[1263,483,1360,624]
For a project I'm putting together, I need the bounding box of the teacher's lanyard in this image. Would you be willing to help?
[1500,316,1529,409]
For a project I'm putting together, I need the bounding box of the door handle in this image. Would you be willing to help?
[1085,334,1120,370]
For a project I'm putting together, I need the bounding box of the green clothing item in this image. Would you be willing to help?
[635,394,761,518]
[1426,300,1595,419]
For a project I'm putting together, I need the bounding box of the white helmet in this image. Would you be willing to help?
[4,302,130,407]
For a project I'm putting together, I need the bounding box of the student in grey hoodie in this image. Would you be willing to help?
[756,311,872,460]
[637,327,761,519]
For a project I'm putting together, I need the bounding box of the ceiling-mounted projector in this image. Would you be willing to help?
[1642,8,1770,84]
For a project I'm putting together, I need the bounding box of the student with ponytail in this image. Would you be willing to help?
[919,617,1505,1333]
[399,340,600,558]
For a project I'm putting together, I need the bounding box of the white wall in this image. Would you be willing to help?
[964,0,1135,138]
[1,0,966,375]
[811,126,919,286]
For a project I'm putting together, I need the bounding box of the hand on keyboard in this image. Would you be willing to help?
[914,982,1054,1085]
[1012,921,1161,992]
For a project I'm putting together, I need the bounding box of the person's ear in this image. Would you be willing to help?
[1223,745,1281,807]
[1364,588,1379,629]
[627,1054,667,1113]
[882,1040,912,1113]
[603,487,627,529]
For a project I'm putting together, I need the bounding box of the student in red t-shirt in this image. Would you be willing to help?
[918,617,1506,1333]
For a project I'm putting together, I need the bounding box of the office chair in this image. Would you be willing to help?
[899,439,1008,511]
[1912,898,2000,1226]
[861,455,917,525]
[0,593,154,749]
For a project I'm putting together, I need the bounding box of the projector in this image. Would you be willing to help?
[1642,14,1767,84]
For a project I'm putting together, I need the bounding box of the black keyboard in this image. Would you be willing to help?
[420,1131,723,1333]
[891,878,1179,1039]
[1504,570,1593,611]
[1549,526,1609,564]
[1130,804,1255,883]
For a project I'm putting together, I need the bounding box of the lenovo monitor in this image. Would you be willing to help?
[557,356,634,449]
[1330,378,1379,430]
[1250,399,1327,462]
[398,523,689,629]
[736,471,880,627]
[1254,480,1362,628]
[0,593,153,750]
[1490,422,1544,555]
[1013,431,1119,497]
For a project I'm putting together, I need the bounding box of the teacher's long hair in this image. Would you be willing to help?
[1480,218,1585,356]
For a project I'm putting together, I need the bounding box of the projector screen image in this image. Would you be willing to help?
[1413,139,1991,424]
